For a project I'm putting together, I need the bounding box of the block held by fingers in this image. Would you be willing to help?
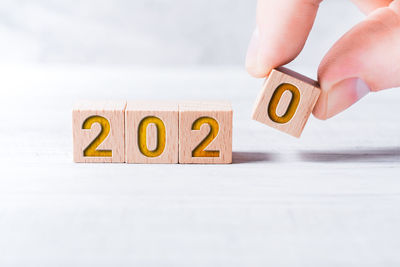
[252,67,320,138]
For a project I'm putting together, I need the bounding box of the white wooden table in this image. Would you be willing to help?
[0,65,399,266]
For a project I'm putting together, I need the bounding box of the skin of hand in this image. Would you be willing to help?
[245,0,400,120]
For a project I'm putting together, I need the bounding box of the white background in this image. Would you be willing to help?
[1,0,363,68]
[0,1,399,266]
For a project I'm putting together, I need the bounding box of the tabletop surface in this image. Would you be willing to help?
[0,65,399,267]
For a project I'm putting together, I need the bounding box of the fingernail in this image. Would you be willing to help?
[325,78,370,118]
[245,27,261,74]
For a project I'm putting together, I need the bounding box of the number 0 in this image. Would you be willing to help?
[138,116,166,157]
[268,83,301,123]
[191,117,220,158]
[82,116,112,157]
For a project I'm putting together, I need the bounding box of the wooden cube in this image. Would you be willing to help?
[73,101,126,163]
[125,101,179,163]
[179,102,232,164]
[252,67,320,138]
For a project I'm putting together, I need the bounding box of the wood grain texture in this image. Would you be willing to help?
[179,101,232,164]
[252,67,321,138]
[125,101,179,163]
[72,101,126,163]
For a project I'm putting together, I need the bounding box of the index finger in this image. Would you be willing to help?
[246,0,323,78]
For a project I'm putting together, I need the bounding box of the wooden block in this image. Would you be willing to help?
[125,101,178,164]
[73,101,126,163]
[179,101,232,164]
[252,67,321,138]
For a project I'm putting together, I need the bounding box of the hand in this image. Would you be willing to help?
[245,0,400,120]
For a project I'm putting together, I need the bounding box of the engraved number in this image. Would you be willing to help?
[82,116,112,157]
[191,117,220,157]
[268,83,301,123]
[138,116,166,157]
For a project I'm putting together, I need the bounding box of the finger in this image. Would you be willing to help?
[313,3,400,120]
[246,0,322,78]
[391,0,400,15]
[350,0,392,14]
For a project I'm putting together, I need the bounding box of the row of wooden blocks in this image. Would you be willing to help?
[73,67,320,164]
[73,101,233,164]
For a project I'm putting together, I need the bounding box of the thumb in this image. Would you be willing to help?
[313,2,400,120]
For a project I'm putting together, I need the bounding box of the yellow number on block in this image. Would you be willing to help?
[138,116,166,157]
[82,116,112,157]
[268,83,301,124]
[191,117,220,158]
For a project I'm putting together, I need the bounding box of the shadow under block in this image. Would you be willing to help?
[125,101,179,163]
[179,102,233,164]
[73,101,126,163]
[252,67,321,138]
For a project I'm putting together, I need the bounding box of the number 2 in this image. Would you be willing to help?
[191,117,220,157]
[82,116,112,157]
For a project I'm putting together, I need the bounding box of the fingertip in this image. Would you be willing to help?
[245,63,269,78]
[245,27,271,78]
[312,92,329,120]
[313,78,370,120]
